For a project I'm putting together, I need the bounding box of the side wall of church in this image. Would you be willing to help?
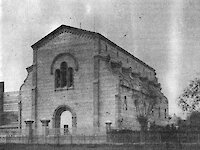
[98,59,118,132]
[119,87,141,130]
[152,97,169,126]
[161,97,169,122]
[99,40,156,82]
[99,39,169,129]
[98,40,142,130]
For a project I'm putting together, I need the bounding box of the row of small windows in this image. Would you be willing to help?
[123,95,167,119]
[55,62,74,88]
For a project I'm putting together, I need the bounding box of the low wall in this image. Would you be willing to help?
[1,143,200,150]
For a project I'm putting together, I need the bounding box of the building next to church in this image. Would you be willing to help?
[0,25,169,135]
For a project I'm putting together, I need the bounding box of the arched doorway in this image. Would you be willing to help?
[61,111,72,134]
[53,105,76,135]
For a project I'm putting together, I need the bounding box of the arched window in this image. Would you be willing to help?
[55,69,61,88]
[55,61,74,89]
[68,67,73,87]
[60,62,67,87]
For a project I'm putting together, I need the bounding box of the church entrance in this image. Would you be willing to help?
[53,105,76,135]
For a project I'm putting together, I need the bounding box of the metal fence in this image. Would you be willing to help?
[1,128,200,145]
[108,130,200,144]
[0,134,107,144]
[108,131,161,143]
[0,128,107,144]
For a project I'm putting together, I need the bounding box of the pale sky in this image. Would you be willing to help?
[1,0,200,115]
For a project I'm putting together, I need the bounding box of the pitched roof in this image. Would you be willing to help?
[31,25,155,72]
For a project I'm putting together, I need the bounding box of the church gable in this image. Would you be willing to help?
[31,25,96,50]
[33,26,97,92]
[40,32,94,50]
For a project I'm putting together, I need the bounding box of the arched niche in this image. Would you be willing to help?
[50,53,78,75]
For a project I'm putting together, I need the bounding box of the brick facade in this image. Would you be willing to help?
[0,25,169,134]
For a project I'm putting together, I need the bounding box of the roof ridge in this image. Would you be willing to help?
[31,24,155,71]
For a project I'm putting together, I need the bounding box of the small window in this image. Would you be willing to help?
[105,45,107,52]
[117,51,119,57]
[127,58,129,63]
[124,96,127,110]
[158,107,161,118]
[60,62,67,87]
[55,69,61,88]
[164,109,167,118]
[68,67,73,87]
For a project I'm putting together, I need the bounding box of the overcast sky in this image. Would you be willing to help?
[1,0,200,115]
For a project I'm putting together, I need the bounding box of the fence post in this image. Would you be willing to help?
[105,121,112,143]
[140,130,144,144]
[70,134,73,144]
[24,119,34,144]
[56,134,60,145]
[40,119,50,136]
[105,121,112,133]
[40,119,50,144]
[159,131,161,144]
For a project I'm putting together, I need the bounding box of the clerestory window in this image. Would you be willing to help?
[124,96,127,110]
[55,61,74,89]
[68,67,73,87]
[55,69,61,88]
[158,107,161,118]
[60,62,67,87]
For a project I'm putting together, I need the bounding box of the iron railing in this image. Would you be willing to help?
[1,128,200,144]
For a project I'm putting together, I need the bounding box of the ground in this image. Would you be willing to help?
[1,143,200,150]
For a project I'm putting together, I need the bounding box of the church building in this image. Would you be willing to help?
[0,25,168,135]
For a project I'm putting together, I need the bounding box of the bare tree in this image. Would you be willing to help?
[134,85,158,130]
[178,78,200,113]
